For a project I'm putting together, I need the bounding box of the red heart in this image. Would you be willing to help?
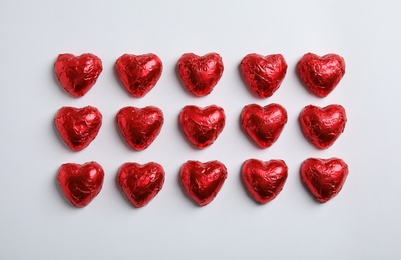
[242,159,288,204]
[54,106,102,151]
[57,162,104,207]
[241,103,287,148]
[54,53,103,97]
[180,160,228,206]
[115,53,163,97]
[299,104,347,149]
[116,106,164,151]
[177,52,224,97]
[117,162,165,208]
[300,158,349,203]
[179,105,226,149]
[240,53,287,98]
[297,53,345,97]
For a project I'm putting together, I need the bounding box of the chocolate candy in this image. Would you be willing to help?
[54,106,102,151]
[299,104,347,149]
[300,158,349,203]
[241,103,287,148]
[57,162,104,207]
[180,160,228,206]
[240,53,287,98]
[297,53,345,97]
[54,53,103,97]
[115,53,163,97]
[242,159,288,204]
[116,106,164,151]
[179,105,226,149]
[117,162,165,207]
[177,53,224,97]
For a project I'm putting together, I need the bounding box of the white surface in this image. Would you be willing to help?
[1,1,400,259]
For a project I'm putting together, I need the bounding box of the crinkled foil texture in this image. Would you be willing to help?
[177,53,224,96]
[118,162,165,207]
[300,158,348,203]
[180,160,227,206]
[57,162,104,207]
[54,106,102,151]
[116,106,164,151]
[179,105,225,149]
[299,105,347,149]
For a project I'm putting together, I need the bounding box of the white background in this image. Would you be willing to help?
[1,1,400,259]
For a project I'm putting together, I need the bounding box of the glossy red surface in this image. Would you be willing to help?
[241,103,287,148]
[180,160,227,206]
[297,53,345,97]
[57,162,104,207]
[117,162,165,208]
[177,53,224,97]
[242,159,288,204]
[116,106,164,151]
[115,53,163,97]
[54,106,102,151]
[240,53,287,98]
[54,53,102,97]
[299,104,347,149]
[300,158,348,203]
[179,105,225,149]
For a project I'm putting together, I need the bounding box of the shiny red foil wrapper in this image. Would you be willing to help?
[241,103,287,148]
[299,104,347,149]
[297,53,345,97]
[300,158,348,203]
[179,105,226,149]
[242,159,288,204]
[180,160,227,206]
[118,162,165,208]
[116,106,164,151]
[240,53,287,98]
[54,53,103,97]
[115,53,163,97]
[54,106,102,151]
[57,162,104,207]
[177,53,224,97]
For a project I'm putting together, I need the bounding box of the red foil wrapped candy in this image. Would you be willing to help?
[179,105,226,149]
[299,104,347,149]
[240,54,287,98]
[116,106,164,151]
[57,162,104,207]
[180,160,228,206]
[115,53,163,97]
[117,162,165,208]
[300,158,348,203]
[177,52,224,97]
[242,159,288,204]
[297,53,345,97]
[241,103,287,148]
[54,106,102,151]
[54,53,103,97]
